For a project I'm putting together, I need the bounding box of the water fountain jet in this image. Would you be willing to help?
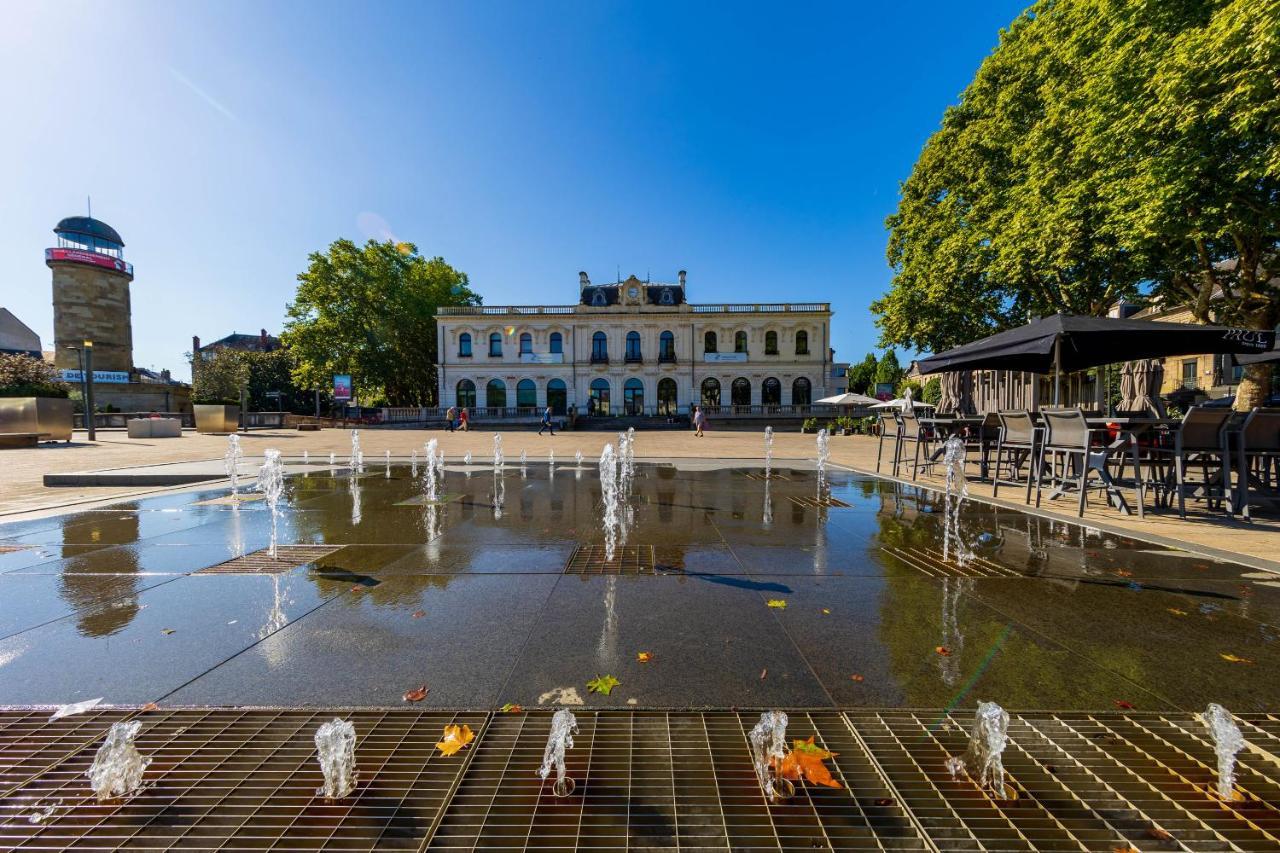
[349,429,361,471]
[946,701,1011,799]
[748,711,793,801]
[224,434,244,496]
[764,426,774,479]
[314,718,358,800]
[538,709,578,797]
[86,721,150,802]
[256,449,285,558]
[942,435,973,565]
[1202,703,1245,800]
[599,444,620,562]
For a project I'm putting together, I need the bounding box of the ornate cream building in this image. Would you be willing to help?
[436,271,832,418]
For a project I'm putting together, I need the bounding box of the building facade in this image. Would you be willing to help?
[436,272,832,417]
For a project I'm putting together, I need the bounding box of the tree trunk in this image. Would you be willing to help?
[1235,362,1273,412]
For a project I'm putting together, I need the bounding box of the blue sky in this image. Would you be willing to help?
[0,1,1026,381]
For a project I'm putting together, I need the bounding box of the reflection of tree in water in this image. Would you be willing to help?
[60,515,141,638]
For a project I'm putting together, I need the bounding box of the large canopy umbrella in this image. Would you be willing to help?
[1117,361,1137,410]
[1129,358,1165,417]
[935,371,972,415]
[870,398,936,411]
[917,313,1276,404]
[1236,343,1280,365]
[816,392,880,406]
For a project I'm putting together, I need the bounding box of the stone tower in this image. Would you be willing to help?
[46,217,135,373]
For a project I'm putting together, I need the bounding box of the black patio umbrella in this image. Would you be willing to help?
[916,313,1275,404]
[1236,343,1280,366]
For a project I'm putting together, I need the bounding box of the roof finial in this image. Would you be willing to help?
[87,195,91,220]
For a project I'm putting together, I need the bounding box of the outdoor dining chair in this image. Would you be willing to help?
[875,410,900,474]
[1231,408,1280,521]
[1035,408,1143,518]
[992,411,1039,503]
[1142,405,1232,518]
[896,409,931,480]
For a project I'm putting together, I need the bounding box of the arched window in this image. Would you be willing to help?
[547,378,567,414]
[458,333,472,357]
[519,332,532,355]
[735,331,748,353]
[795,330,809,355]
[549,332,563,354]
[657,377,678,415]
[659,330,675,362]
[701,377,721,407]
[516,378,537,408]
[731,377,751,407]
[489,332,503,357]
[485,378,506,408]
[704,331,718,353]
[456,379,476,408]
[589,378,610,415]
[591,331,608,362]
[762,377,781,406]
[623,378,645,415]
[792,377,811,405]
[625,331,642,361]
[765,330,778,355]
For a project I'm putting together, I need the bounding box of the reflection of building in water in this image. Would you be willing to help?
[59,513,142,637]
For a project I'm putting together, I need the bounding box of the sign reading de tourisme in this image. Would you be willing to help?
[60,369,130,384]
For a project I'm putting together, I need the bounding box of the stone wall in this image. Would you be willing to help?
[51,263,133,373]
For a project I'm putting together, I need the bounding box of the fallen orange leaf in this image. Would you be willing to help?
[499,703,523,714]
[435,724,475,756]
[1220,653,1254,664]
[403,685,429,702]
[1114,700,1135,710]
[412,610,426,619]
[636,651,653,663]
[773,737,841,789]
[1113,846,1140,853]
[935,646,952,656]
[850,674,865,683]
[140,702,159,712]
[1147,826,1174,841]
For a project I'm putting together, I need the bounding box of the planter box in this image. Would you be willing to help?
[127,418,182,438]
[0,397,73,442]
[194,404,241,434]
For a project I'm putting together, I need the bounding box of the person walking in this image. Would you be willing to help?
[692,405,705,437]
[538,406,555,436]
[445,406,456,432]
[459,407,470,432]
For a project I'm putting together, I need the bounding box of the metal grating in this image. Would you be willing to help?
[426,710,927,851]
[742,471,791,481]
[0,708,484,852]
[789,495,852,509]
[564,545,657,576]
[1,709,1279,851]
[195,545,343,575]
[882,545,1024,579]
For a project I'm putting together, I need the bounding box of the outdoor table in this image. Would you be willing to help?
[1057,417,1179,516]
[918,417,988,477]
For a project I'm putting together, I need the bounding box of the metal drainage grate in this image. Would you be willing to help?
[426,710,926,851]
[789,495,852,509]
[742,471,791,481]
[882,545,1024,579]
[564,545,656,575]
[195,545,343,575]
[0,707,485,852]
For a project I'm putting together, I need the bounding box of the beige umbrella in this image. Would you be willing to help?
[1117,361,1137,411]
[1131,358,1166,417]
[937,372,959,415]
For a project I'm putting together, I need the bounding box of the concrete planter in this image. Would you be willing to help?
[0,396,74,443]
[194,404,241,434]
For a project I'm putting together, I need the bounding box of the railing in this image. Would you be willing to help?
[439,302,829,315]
[1177,377,1200,391]
[624,354,643,364]
[243,412,288,429]
[590,354,609,364]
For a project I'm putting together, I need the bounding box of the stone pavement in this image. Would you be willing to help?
[2,426,1278,571]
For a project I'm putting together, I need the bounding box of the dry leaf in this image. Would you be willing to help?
[636,651,653,663]
[850,674,865,683]
[403,684,429,702]
[1112,846,1140,853]
[1147,825,1174,841]
[821,608,831,615]
[766,599,787,609]
[586,674,620,695]
[140,702,159,712]
[935,646,952,657]
[412,610,426,619]
[499,703,523,714]
[774,736,841,789]
[873,797,893,806]
[1113,569,1133,578]
[760,668,768,680]
[1220,653,1254,664]
[161,628,176,635]
[1114,700,1135,710]
[1167,608,1188,616]
[435,724,475,756]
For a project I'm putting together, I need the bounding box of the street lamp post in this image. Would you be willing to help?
[64,343,95,441]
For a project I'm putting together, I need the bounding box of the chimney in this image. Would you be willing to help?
[260,329,268,349]
[579,271,590,289]
[678,270,686,288]
[192,335,201,354]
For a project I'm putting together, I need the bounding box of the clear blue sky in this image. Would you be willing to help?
[1,0,1026,381]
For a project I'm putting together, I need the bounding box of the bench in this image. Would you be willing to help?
[0,432,47,448]
[297,423,322,431]
[127,418,182,438]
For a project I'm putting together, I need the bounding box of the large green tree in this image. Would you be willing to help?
[876,0,1279,409]
[847,352,879,394]
[282,240,481,407]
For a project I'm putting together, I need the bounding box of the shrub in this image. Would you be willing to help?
[802,417,818,431]
[0,353,70,398]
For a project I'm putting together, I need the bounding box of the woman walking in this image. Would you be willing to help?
[692,406,705,437]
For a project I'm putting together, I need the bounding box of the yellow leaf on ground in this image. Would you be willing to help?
[767,599,787,609]
[1220,653,1254,664]
[587,674,620,695]
[636,651,653,663]
[435,724,475,756]
[1167,608,1188,616]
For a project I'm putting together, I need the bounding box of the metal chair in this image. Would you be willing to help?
[1035,409,1142,517]
[992,411,1038,503]
[875,411,900,474]
[1144,406,1231,518]
[897,409,931,480]
[1231,408,1280,521]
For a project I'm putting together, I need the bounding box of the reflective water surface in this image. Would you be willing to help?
[0,462,1276,710]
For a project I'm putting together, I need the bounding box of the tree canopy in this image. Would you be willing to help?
[875,0,1279,407]
[282,240,481,407]
[847,352,879,394]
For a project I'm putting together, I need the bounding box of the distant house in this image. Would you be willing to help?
[0,308,42,358]
[192,329,282,358]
